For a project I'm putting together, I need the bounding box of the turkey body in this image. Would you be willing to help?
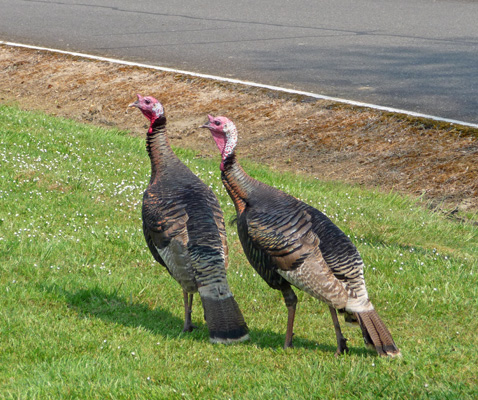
[203,115,399,356]
[142,157,228,298]
[132,98,248,343]
[234,178,367,311]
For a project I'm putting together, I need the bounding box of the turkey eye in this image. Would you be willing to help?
[214,121,221,126]
[145,99,151,104]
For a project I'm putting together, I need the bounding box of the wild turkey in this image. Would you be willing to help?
[129,95,248,343]
[201,115,400,356]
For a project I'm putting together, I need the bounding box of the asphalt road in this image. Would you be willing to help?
[1,0,477,124]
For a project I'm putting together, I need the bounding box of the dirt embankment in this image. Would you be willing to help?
[1,45,477,216]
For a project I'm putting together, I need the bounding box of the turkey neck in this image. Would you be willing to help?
[146,116,177,182]
[221,154,256,214]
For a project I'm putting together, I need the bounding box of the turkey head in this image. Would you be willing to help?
[129,94,164,133]
[201,115,238,171]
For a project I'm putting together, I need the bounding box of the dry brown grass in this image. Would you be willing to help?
[1,45,477,213]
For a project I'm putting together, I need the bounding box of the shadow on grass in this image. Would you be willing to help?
[43,284,372,356]
[64,286,207,341]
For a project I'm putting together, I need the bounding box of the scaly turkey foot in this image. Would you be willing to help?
[334,337,349,357]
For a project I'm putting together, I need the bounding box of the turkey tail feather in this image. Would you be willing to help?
[200,294,249,344]
[355,310,400,357]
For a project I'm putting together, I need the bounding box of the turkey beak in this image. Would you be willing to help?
[200,115,215,129]
[128,94,143,111]
[200,120,212,129]
[128,100,140,108]
[127,100,140,114]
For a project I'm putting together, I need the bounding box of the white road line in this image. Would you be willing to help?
[2,40,477,129]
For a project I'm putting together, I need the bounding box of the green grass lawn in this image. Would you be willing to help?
[1,104,477,399]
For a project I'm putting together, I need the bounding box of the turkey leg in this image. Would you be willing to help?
[329,306,349,356]
[182,291,196,332]
[282,287,298,349]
